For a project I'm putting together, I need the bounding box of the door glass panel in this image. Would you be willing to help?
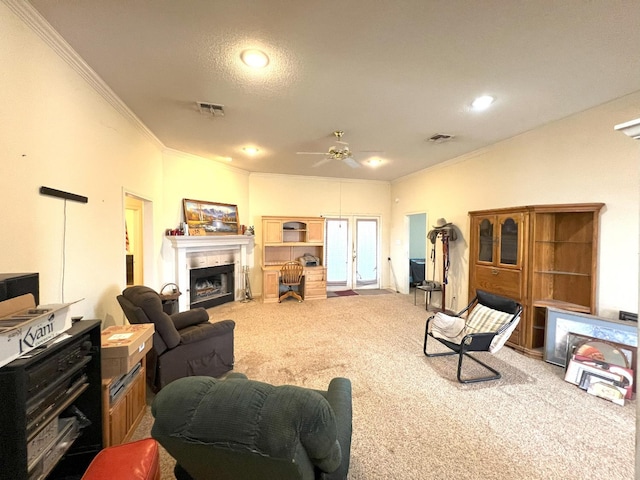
[500,217,518,265]
[478,219,493,262]
[355,219,378,287]
[326,219,349,286]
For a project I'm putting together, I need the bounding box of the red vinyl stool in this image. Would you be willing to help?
[82,438,160,480]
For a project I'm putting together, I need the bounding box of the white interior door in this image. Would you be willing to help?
[325,216,379,290]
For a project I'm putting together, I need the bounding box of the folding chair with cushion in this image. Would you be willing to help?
[279,261,304,303]
[423,289,522,383]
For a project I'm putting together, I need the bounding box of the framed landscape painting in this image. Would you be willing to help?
[183,199,239,235]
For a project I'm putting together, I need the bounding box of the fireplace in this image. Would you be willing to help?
[189,264,235,309]
[167,234,254,312]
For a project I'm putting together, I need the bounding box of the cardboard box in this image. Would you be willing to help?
[0,294,76,369]
[101,324,154,379]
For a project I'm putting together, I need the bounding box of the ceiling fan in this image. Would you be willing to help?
[297,130,378,168]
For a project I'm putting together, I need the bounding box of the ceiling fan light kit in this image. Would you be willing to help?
[296,130,385,169]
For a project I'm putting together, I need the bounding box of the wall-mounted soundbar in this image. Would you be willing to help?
[39,186,88,204]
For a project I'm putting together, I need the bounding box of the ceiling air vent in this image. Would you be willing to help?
[197,102,225,117]
[427,133,454,143]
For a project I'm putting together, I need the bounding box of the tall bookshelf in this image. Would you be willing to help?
[527,205,603,355]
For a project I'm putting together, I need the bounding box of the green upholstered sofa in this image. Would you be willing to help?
[151,373,352,480]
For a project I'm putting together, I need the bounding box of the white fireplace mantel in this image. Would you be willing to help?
[167,234,255,311]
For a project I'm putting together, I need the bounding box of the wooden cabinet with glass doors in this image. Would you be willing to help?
[469,203,603,358]
[469,209,528,349]
[261,216,326,303]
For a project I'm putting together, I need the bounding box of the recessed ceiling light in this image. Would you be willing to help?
[240,49,269,68]
[471,95,495,111]
[366,158,384,168]
[242,147,260,155]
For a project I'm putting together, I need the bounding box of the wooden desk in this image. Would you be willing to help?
[262,265,327,303]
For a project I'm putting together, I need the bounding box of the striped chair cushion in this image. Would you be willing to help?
[466,303,518,353]
[465,304,512,335]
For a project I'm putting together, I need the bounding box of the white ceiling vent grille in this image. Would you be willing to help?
[427,133,454,143]
[197,102,225,117]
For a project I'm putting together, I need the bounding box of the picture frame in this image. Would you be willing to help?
[565,332,637,371]
[182,199,239,235]
[545,307,638,367]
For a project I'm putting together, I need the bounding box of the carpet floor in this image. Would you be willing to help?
[132,293,635,479]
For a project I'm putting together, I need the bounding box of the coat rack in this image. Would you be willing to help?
[428,218,458,312]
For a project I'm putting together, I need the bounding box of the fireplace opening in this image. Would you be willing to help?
[189,264,235,309]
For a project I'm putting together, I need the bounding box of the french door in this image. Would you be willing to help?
[325,216,380,290]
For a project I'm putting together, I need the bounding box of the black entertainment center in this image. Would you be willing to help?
[0,272,103,479]
[0,320,103,479]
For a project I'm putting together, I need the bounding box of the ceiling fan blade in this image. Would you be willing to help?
[312,158,332,167]
[296,151,328,155]
[343,157,361,168]
[335,140,349,146]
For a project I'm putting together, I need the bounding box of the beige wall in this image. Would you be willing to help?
[161,149,250,232]
[159,171,391,296]
[391,91,640,317]
[248,174,391,294]
[159,148,251,284]
[5,2,639,467]
[0,3,165,326]
[3,0,639,326]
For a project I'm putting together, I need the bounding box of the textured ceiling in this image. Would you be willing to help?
[25,0,640,181]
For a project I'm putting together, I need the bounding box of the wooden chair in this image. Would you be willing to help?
[279,261,304,302]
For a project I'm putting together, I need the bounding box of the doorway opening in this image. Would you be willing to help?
[408,213,428,289]
[124,191,153,287]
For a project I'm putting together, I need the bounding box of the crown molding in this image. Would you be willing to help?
[3,0,163,149]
